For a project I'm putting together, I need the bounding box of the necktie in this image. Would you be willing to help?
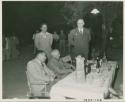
[41,63,48,75]
[80,30,83,34]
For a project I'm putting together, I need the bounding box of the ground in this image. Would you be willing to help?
[3,44,123,99]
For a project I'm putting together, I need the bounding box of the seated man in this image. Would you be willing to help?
[27,50,55,97]
[47,49,75,77]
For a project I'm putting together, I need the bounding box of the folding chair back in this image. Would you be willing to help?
[26,71,49,98]
[26,71,33,97]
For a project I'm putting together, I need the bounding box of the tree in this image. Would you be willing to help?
[61,1,123,56]
[61,1,123,29]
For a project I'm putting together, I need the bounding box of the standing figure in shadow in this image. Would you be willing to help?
[10,33,20,59]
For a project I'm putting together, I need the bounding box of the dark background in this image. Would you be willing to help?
[2,1,123,49]
[2,1,123,99]
[2,1,65,45]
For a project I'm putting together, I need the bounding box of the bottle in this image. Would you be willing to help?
[99,59,102,67]
[84,59,88,74]
[102,52,107,62]
[96,57,100,73]
[96,57,100,68]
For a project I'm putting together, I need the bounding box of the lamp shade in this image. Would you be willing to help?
[90,8,100,14]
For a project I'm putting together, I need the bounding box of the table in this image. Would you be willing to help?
[50,61,118,99]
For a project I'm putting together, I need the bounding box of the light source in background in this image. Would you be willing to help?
[90,8,100,14]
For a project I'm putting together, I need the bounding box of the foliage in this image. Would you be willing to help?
[61,1,123,28]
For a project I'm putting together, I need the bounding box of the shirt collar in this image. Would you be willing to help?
[52,57,60,62]
[40,31,49,35]
[35,58,42,65]
[78,28,83,32]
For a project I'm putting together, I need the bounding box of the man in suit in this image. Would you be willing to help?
[59,30,66,56]
[27,50,55,97]
[47,49,74,78]
[68,19,91,59]
[35,23,53,60]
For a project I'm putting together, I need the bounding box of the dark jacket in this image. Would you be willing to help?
[68,27,91,58]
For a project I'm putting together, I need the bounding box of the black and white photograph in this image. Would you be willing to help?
[2,0,123,101]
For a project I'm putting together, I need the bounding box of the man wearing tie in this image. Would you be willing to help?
[68,19,91,59]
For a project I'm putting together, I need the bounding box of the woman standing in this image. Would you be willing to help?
[35,23,53,60]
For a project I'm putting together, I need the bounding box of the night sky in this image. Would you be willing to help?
[2,1,65,44]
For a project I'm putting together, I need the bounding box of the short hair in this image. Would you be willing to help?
[77,19,84,23]
[40,23,47,28]
[35,50,45,57]
[51,49,59,57]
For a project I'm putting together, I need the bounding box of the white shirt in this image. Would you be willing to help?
[78,28,84,34]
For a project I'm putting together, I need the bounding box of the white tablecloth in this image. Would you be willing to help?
[50,61,118,99]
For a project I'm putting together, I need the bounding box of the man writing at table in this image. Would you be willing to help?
[47,49,75,77]
[68,19,91,59]
[27,50,55,97]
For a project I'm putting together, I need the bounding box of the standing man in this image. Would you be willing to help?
[68,19,91,59]
[52,31,59,49]
[59,30,66,56]
[35,24,53,60]
[10,33,20,59]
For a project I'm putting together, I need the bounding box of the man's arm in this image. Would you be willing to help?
[64,62,75,69]
[34,34,39,49]
[68,30,75,53]
[27,62,50,82]
[43,63,56,78]
[88,29,91,41]
[47,61,66,75]
[50,34,53,46]
[60,59,75,70]
[68,30,74,46]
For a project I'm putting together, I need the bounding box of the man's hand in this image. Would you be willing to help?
[70,65,75,70]
[50,76,55,82]
[66,68,73,73]
[64,63,75,71]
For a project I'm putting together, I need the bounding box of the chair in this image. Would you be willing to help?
[26,71,49,99]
